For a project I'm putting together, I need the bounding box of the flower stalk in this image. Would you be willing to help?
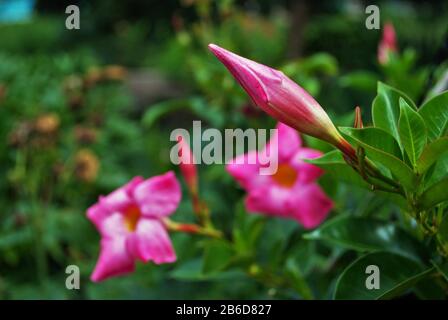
[163,218,223,239]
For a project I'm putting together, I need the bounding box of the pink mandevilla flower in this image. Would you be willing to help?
[378,22,398,65]
[87,172,181,282]
[227,122,333,229]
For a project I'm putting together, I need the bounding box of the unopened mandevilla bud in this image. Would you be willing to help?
[208,44,357,161]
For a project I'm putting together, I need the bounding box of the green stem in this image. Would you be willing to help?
[23,148,48,286]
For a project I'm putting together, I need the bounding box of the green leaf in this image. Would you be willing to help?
[342,127,402,158]
[202,240,235,274]
[420,177,448,209]
[340,127,416,190]
[171,259,246,281]
[339,70,377,92]
[413,275,447,299]
[418,91,448,141]
[416,137,448,174]
[0,228,33,249]
[334,251,433,300]
[372,82,417,143]
[432,260,448,282]
[398,98,428,167]
[282,53,338,76]
[284,258,313,300]
[305,150,368,188]
[141,98,192,129]
[304,216,426,262]
[436,213,448,257]
[428,152,448,185]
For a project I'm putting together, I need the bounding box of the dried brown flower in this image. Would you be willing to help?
[75,149,100,183]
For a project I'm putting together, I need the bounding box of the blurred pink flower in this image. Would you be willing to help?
[87,172,181,282]
[208,43,357,163]
[378,22,398,65]
[226,122,333,229]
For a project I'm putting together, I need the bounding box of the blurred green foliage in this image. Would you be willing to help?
[0,0,447,299]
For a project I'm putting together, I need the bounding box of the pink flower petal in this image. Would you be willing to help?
[90,236,135,282]
[290,148,323,184]
[269,122,302,162]
[86,202,109,230]
[133,171,181,218]
[245,182,332,229]
[101,176,144,211]
[126,218,176,264]
[226,150,267,189]
[86,177,143,229]
[98,212,128,239]
[245,185,294,218]
[291,183,333,229]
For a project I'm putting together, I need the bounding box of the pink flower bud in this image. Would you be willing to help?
[378,22,398,65]
[208,43,356,161]
[177,134,198,195]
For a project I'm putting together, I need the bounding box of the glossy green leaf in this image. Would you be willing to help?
[398,98,427,167]
[305,150,368,188]
[304,216,426,261]
[334,251,432,300]
[342,127,402,158]
[416,137,448,174]
[428,152,448,185]
[372,82,417,143]
[418,91,448,141]
[420,177,448,209]
[340,127,415,190]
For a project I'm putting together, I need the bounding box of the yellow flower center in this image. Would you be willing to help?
[123,205,141,232]
[272,164,297,188]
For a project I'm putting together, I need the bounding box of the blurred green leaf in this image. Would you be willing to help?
[233,201,265,255]
[432,260,448,282]
[304,216,426,261]
[418,91,448,141]
[0,228,33,249]
[398,98,427,167]
[285,258,313,300]
[282,53,338,76]
[340,71,377,92]
[334,251,433,300]
[436,212,448,258]
[171,259,246,281]
[372,82,416,144]
[202,240,235,274]
[142,99,193,129]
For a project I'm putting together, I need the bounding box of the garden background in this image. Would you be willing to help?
[1,0,448,299]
